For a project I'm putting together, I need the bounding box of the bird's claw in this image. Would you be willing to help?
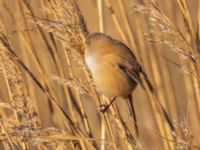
[100,104,108,113]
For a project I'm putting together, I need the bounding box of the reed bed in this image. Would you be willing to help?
[0,0,199,149]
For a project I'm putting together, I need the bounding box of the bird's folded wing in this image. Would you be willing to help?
[118,63,145,89]
[117,57,154,91]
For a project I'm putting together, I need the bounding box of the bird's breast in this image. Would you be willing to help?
[85,55,137,98]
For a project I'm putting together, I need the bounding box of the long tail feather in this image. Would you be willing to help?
[139,66,175,131]
[128,95,139,138]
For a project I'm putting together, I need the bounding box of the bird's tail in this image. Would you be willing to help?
[139,66,175,132]
[128,95,139,138]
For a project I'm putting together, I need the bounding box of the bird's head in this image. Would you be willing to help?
[85,32,111,47]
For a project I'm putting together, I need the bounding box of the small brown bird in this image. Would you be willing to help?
[85,32,153,97]
[84,32,154,137]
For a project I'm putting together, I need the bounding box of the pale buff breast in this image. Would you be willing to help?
[85,54,137,98]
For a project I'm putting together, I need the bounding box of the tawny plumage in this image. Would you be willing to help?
[84,32,154,137]
[85,32,153,99]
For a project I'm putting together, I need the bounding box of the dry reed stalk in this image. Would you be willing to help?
[100,1,174,149]
[0,25,96,149]
[96,0,135,148]
[13,2,49,125]
[129,2,165,147]
[1,2,50,129]
[2,0,100,150]
[52,0,139,149]
[33,0,132,149]
[43,0,93,142]
[0,28,40,149]
[22,0,72,121]
[96,0,141,145]
[129,2,171,149]
[104,0,129,47]
[147,2,199,116]
[63,49,88,150]
[97,0,104,33]
[106,1,174,149]
[40,0,80,128]
[146,43,174,149]
[139,1,178,142]
[0,119,16,149]
[99,97,138,148]
[177,0,196,49]
[134,0,200,147]
[109,100,139,149]
[159,48,180,128]
[177,0,200,118]
[140,1,175,149]
[97,1,107,150]
[113,2,158,141]
[0,0,199,149]
[172,1,200,145]
[80,64,119,149]
[162,0,181,139]
[101,108,118,149]
[134,0,199,109]
[30,0,100,149]
[83,73,120,149]
[117,0,142,62]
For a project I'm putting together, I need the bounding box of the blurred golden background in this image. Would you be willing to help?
[0,0,199,149]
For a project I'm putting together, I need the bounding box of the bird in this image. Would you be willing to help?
[84,32,154,137]
[84,32,153,97]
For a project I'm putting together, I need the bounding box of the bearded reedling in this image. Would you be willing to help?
[84,32,156,137]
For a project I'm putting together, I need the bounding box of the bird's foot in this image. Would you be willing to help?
[100,104,108,113]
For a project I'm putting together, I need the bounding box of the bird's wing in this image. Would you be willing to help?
[117,57,154,91]
[118,62,145,89]
[111,39,154,91]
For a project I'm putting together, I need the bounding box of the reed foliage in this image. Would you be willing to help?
[0,0,199,149]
